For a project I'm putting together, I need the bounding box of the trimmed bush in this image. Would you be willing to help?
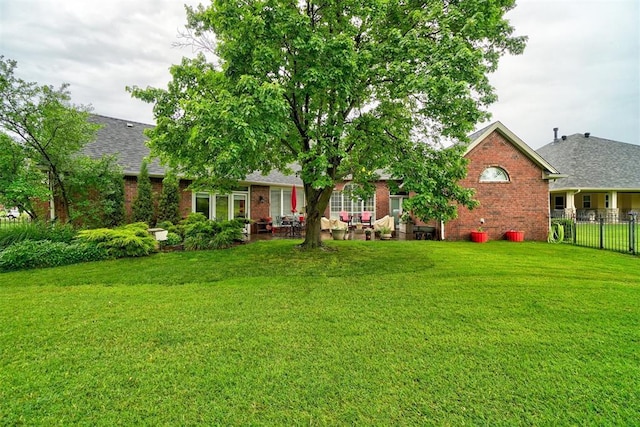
[76,222,157,258]
[0,240,109,272]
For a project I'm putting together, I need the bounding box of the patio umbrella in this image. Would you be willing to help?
[291,185,297,213]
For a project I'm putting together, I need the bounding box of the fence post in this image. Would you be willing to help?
[599,215,605,249]
[630,213,637,255]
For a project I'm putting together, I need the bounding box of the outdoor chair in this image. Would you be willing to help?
[360,211,372,227]
[339,211,351,228]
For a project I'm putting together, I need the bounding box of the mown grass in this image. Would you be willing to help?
[1,240,639,425]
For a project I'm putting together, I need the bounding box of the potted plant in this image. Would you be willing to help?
[470,218,488,243]
[379,226,393,240]
[331,227,347,240]
[365,228,373,241]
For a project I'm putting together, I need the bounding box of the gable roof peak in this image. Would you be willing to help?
[467,121,561,176]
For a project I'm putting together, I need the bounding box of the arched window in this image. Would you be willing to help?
[480,167,509,182]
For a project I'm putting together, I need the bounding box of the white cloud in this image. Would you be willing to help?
[1,0,638,147]
[487,0,639,147]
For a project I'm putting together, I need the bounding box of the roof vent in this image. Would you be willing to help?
[126,123,134,128]
[584,132,590,138]
[561,135,567,141]
[553,127,559,142]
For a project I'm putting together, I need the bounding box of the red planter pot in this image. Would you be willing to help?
[506,230,524,242]
[470,231,489,243]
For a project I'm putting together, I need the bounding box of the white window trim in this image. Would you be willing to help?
[480,166,510,183]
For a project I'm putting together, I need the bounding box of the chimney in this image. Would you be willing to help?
[553,127,559,142]
[584,132,590,138]
[561,135,567,141]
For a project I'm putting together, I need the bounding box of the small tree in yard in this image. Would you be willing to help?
[132,160,155,225]
[130,1,526,249]
[157,171,181,225]
[0,56,101,221]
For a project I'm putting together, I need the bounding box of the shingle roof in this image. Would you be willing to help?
[84,115,162,176]
[536,133,640,190]
[83,114,303,185]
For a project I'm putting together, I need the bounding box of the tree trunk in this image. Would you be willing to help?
[300,185,333,249]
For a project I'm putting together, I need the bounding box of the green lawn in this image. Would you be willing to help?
[1,240,638,425]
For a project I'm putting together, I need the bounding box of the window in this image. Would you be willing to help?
[480,167,509,182]
[329,183,375,219]
[583,195,591,209]
[193,191,247,221]
[554,196,565,210]
[195,193,210,217]
[270,187,303,218]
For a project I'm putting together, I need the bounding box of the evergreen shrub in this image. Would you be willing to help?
[76,222,157,258]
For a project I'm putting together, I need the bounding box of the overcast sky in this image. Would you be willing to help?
[1,0,638,149]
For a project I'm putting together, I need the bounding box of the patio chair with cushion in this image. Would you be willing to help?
[339,211,351,228]
[360,211,372,227]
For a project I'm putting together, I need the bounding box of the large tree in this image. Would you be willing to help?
[130,0,526,248]
[0,56,101,221]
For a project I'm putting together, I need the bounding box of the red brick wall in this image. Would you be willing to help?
[250,185,271,221]
[446,130,550,241]
[178,180,192,219]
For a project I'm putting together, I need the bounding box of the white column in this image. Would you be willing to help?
[609,191,618,209]
[565,191,576,217]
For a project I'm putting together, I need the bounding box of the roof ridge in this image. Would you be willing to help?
[90,113,154,127]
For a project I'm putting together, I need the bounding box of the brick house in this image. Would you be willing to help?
[442,122,563,241]
[80,116,560,240]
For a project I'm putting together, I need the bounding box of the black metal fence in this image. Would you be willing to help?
[551,213,638,256]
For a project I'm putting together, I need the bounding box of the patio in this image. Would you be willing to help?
[249,229,432,242]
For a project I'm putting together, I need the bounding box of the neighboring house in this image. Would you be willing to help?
[82,115,559,240]
[536,132,640,221]
[438,121,563,241]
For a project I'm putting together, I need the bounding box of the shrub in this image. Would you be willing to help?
[0,221,76,251]
[132,161,156,225]
[183,220,221,240]
[157,171,181,225]
[0,240,109,272]
[183,235,213,251]
[164,232,182,246]
[76,222,157,258]
[211,227,244,249]
[65,155,125,228]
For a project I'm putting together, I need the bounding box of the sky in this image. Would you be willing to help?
[1,0,638,149]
